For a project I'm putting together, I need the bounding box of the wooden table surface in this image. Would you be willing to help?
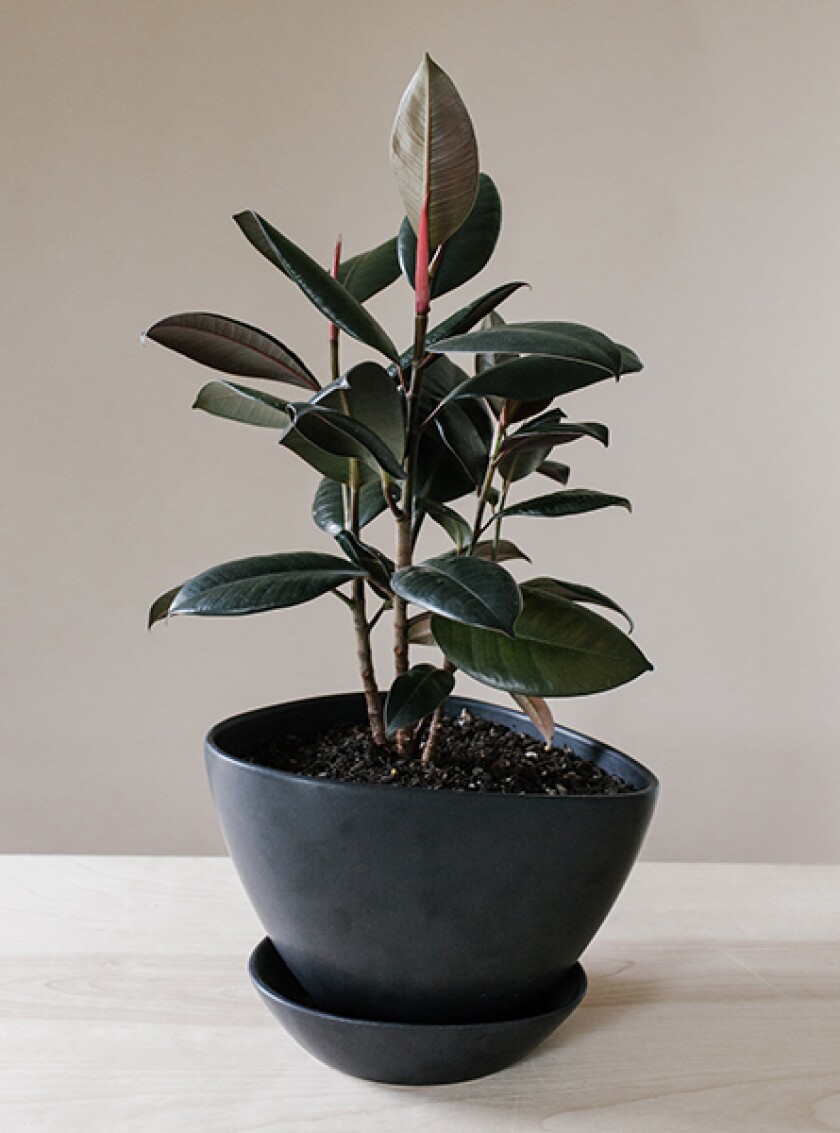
[2,857,839,1132]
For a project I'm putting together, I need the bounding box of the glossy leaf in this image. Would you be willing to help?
[463,539,531,564]
[399,173,502,298]
[415,357,492,504]
[391,555,521,636]
[191,379,368,485]
[416,426,476,504]
[327,361,406,463]
[477,311,553,424]
[145,312,319,390]
[435,399,491,486]
[432,588,653,697]
[233,211,399,362]
[148,585,182,630]
[510,693,555,745]
[286,403,406,480]
[424,282,528,351]
[384,663,456,735]
[440,353,620,407]
[338,237,400,303]
[311,478,386,536]
[510,407,568,431]
[390,54,479,249]
[335,531,394,596]
[619,344,644,374]
[193,380,291,429]
[168,552,366,618]
[280,428,360,485]
[475,310,517,375]
[496,411,570,481]
[523,577,634,633]
[536,460,571,485]
[497,443,553,484]
[497,421,609,461]
[495,490,631,523]
[422,500,472,550]
[432,321,623,372]
[396,281,527,374]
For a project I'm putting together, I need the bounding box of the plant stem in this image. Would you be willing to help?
[393,310,429,750]
[470,414,506,551]
[393,311,429,674]
[351,584,386,745]
[420,659,456,764]
[493,478,511,557]
[348,465,386,745]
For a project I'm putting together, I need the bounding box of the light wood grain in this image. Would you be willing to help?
[2,858,839,1131]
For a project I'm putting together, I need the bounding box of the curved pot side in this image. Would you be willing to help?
[206,694,657,1025]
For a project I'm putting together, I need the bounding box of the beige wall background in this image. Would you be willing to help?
[2,0,839,861]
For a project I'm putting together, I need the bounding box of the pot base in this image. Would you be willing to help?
[249,937,588,1086]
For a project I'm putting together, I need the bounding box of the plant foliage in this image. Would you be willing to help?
[146,55,652,760]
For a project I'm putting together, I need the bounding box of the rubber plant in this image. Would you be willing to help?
[147,54,652,760]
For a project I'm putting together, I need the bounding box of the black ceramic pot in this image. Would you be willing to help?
[205,693,657,1026]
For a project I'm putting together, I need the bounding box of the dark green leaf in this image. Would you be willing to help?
[523,577,635,633]
[619,344,644,374]
[280,429,359,485]
[536,460,571,485]
[476,310,517,375]
[287,403,406,480]
[422,500,472,550]
[498,444,553,484]
[311,478,387,536]
[338,237,400,302]
[509,693,555,744]
[432,588,652,696]
[424,283,529,350]
[280,362,403,484]
[431,321,623,372]
[497,421,609,462]
[435,399,491,485]
[463,539,531,564]
[399,173,502,298]
[328,361,405,463]
[145,312,319,390]
[415,357,492,503]
[169,552,365,617]
[477,311,554,425]
[416,426,476,504]
[441,353,620,407]
[193,380,291,429]
[334,531,394,596]
[392,556,522,636]
[233,211,399,361]
[148,585,182,629]
[384,664,456,735]
[396,282,527,374]
[510,407,568,431]
[495,489,631,522]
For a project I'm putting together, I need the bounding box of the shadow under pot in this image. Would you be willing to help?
[205,692,658,1026]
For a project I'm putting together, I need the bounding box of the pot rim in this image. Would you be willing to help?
[205,691,659,801]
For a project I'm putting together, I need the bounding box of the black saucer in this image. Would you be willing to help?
[249,938,587,1086]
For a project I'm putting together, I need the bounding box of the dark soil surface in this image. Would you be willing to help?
[250,708,635,796]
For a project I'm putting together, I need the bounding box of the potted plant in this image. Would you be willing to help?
[147,55,658,1086]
